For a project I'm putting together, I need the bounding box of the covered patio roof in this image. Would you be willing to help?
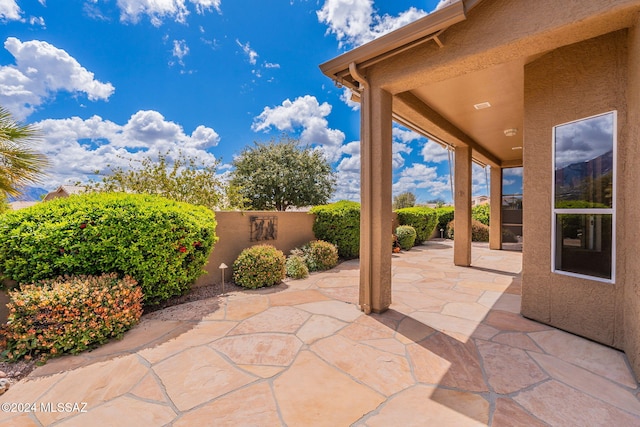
[320,0,640,168]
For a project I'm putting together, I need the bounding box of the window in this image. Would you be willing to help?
[552,111,616,282]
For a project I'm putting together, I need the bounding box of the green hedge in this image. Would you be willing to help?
[310,201,360,259]
[472,204,490,226]
[395,206,437,244]
[0,274,143,362]
[435,207,455,235]
[0,193,217,304]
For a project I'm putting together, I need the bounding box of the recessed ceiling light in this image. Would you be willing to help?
[512,146,523,150]
[474,102,491,110]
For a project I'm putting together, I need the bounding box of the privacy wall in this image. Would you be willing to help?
[196,211,316,286]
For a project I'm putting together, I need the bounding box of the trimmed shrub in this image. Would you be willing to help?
[446,219,490,242]
[304,240,339,271]
[472,204,490,226]
[0,274,142,362]
[0,193,217,304]
[472,220,490,242]
[395,206,437,245]
[310,200,360,259]
[285,255,309,279]
[435,206,455,236]
[396,225,417,250]
[233,245,286,289]
[503,228,519,243]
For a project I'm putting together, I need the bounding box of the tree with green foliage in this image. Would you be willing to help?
[230,137,336,211]
[0,106,49,197]
[86,151,244,210]
[393,191,416,210]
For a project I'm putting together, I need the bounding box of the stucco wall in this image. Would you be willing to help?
[195,211,316,286]
[624,17,640,379]
[522,31,627,348]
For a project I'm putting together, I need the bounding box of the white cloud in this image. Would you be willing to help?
[392,126,421,144]
[435,0,458,11]
[252,95,346,162]
[264,62,280,69]
[28,16,46,27]
[0,0,21,21]
[421,140,449,163]
[503,167,523,177]
[317,0,427,48]
[115,0,219,26]
[337,153,359,173]
[236,39,258,65]
[0,37,115,119]
[332,169,360,201]
[171,39,189,66]
[340,140,360,156]
[191,0,221,14]
[34,110,220,187]
[117,0,188,26]
[340,87,360,110]
[393,163,449,197]
[472,163,490,196]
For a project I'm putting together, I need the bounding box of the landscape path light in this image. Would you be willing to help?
[219,263,228,296]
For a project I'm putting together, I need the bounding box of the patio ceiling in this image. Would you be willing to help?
[394,58,527,168]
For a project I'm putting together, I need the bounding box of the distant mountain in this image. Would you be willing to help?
[7,186,49,202]
[555,150,613,203]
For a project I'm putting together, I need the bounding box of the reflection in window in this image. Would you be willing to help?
[554,112,613,208]
[555,214,612,279]
[552,111,615,282]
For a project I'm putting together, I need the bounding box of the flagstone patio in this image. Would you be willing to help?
[1,240,638,426]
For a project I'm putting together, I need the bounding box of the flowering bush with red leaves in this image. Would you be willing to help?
[0,274,143,362]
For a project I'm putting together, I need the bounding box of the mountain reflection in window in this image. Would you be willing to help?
[554,113,614,208]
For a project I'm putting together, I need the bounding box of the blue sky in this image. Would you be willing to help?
[0,0,522,203]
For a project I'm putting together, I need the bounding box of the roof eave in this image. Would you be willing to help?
[319,0,473,83]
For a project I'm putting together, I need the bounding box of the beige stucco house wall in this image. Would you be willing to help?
[522,30,628,348]
[320,0,640,379]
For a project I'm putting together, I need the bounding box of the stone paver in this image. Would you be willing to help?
[1,240,638,426]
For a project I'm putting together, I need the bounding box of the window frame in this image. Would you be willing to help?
[550,111,616,283]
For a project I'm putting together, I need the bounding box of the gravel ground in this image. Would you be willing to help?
[0,282,236,389]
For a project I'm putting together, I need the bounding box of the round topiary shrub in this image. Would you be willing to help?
[396,225,417,250]
[0,193,217,305]
[233,245,286,289]
[310,201,360,259]
[395,206,437,245]
[304,240,339,271]
[0,273,143,362]
[472,220,490,242]
[446,219,490,242]
[285,255,309,279]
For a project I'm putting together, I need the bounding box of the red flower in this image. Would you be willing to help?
[178,246,187,253]
[80,223,87,229]
[193,241,201,248]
